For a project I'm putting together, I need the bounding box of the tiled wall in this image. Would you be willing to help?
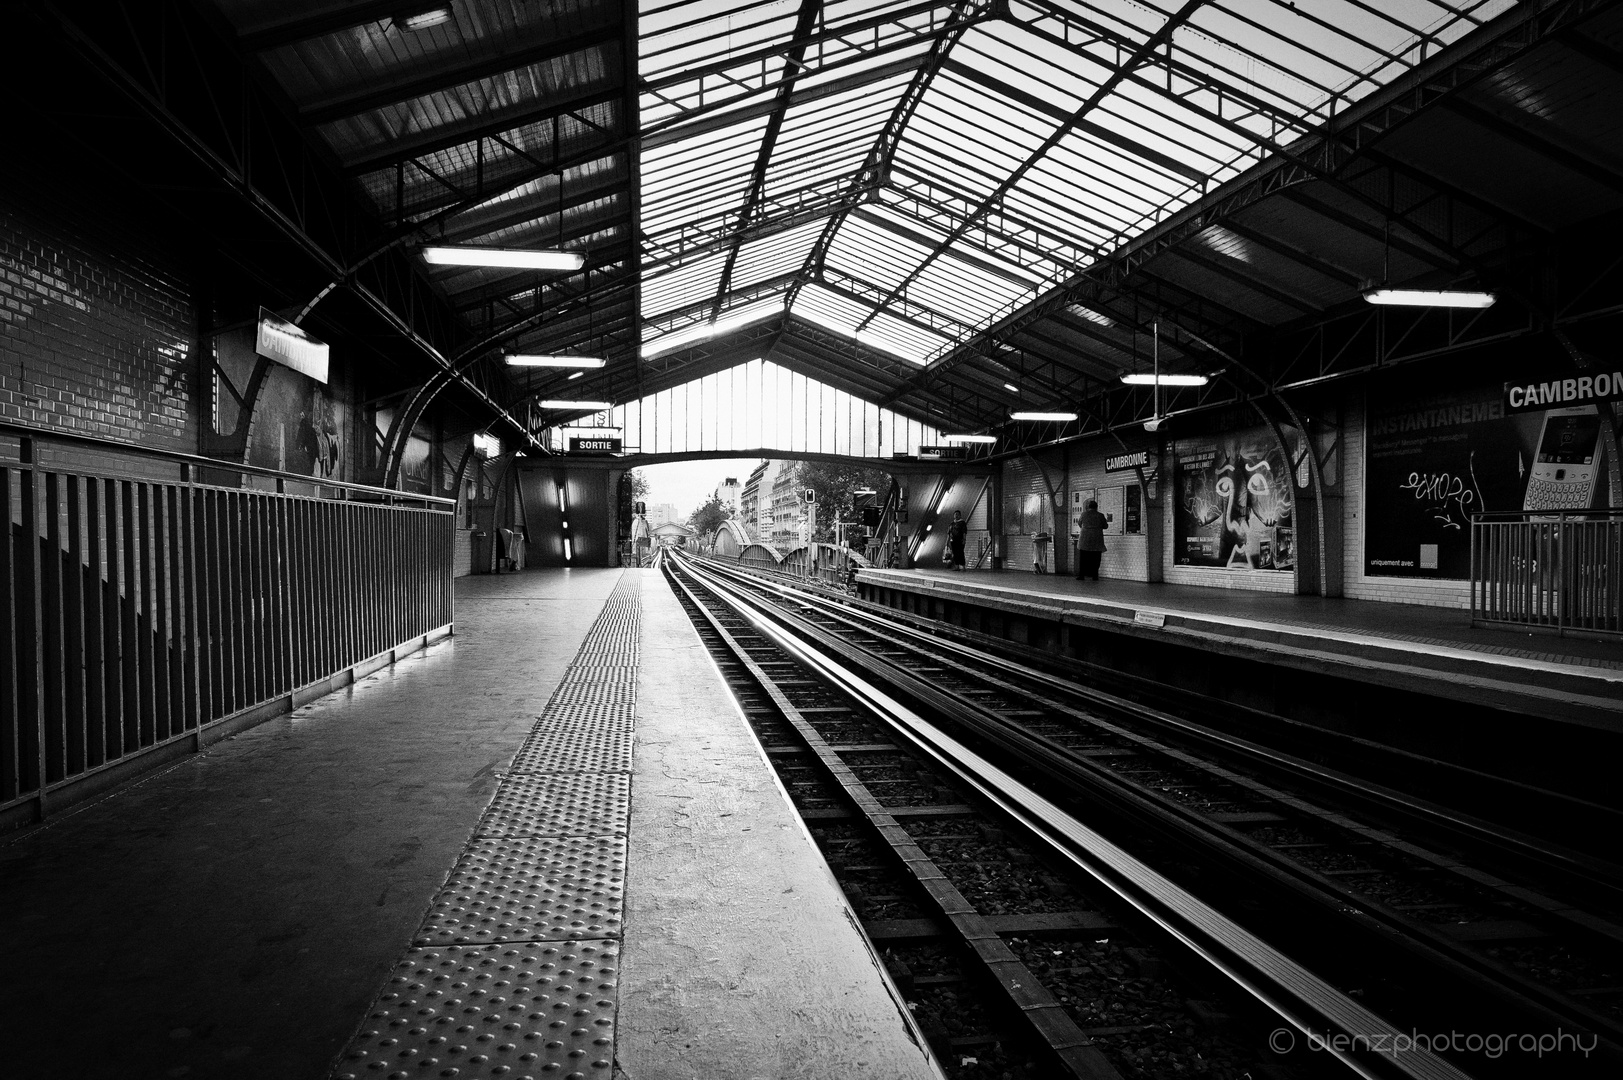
[0,179,198,461]
[1341,394,1470,609]
[1066,442,1153,581]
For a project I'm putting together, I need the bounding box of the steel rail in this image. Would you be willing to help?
[663,561,1120,1080]
[677,553,1623,1069]
[696,554,1623,902]
[668,552,1473,1080]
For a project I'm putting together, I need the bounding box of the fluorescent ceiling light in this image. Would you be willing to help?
[1011,411,1077,422]
[567,371,583,380]
[1121,373,1209,386]
[421,246,584,271]
[538,399,612,410]
[1362,287,1495,308]
[505,355,605,368]
[1003,382,1020,393]
[944,433,997,443]
[396,7,453,32]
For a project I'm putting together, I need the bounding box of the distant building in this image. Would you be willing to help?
[767,462,806,548]
[715,477,741,516]
[645,502,680,528]
[739,460,779,542]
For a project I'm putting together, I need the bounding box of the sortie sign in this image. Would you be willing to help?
[569,436,622,453]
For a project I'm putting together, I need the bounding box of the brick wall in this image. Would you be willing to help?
[1342,393,1470,609]
[0,177,198,464]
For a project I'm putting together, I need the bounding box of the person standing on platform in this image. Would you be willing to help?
[1075,499,1107,581]
[947,510,968,571]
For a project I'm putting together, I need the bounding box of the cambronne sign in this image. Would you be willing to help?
[1505,372,1623,413]
[256,307,329,383]
[1104,449,1149,472]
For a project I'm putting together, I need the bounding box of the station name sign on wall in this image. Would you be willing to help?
[256,307,329,383]
[1504,371,1623,413]
[1104,449,1149,473]
[568,436,622,453]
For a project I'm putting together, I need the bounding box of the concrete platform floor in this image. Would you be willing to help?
[2,567,939,1079]
[2,568,623,1080]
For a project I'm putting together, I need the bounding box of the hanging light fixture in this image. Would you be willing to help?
[421,246,583,271]
[1010,411,1078,422]
[1362,287,1496,308]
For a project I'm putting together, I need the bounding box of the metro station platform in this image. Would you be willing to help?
[856,568,1623,732]
[1,569,940,1080]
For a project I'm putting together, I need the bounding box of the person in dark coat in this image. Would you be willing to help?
[1075,499,1107,581]
[947,510,968,570]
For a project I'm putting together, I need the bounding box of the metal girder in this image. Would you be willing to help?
[712,0,825,322]
[939,57,1208,183]
[641,53,926,151]
[791,0,990,314]
[299,26,621,125]
[236,1,417,51]
[814,267,976,340]
[1161,247,1324,316]
[852,1,1207,336]
[34,0,539,457]
[344,85,624,175]
[644,174,883,273]
[1214,220,1366,288]
[1439,96,1623,194]
[437,170,629,245]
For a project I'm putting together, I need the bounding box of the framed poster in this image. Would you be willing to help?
[1096,485,1125,535]
[1173,424,1294,570]
[1124,484,1142,534]
[1070,487,1094,535]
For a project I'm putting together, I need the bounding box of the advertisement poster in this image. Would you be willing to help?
[1096,485,1125,536]
[1362,384,1611,579]
[1173,423,1295,571]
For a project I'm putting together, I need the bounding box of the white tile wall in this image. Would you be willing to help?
[1068,442,1153,581]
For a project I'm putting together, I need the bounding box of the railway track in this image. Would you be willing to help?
[663,551,1621,1079]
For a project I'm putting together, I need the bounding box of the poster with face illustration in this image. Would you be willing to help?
[1173,424,1295,571]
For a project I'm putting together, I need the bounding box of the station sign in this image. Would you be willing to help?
[1504,371,1623,414]
[568,436,622,453]
[1104,449,1149,472]
[918,444,968,460]
[255,307,329,383]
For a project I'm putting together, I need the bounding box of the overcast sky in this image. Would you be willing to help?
[639,457,762,518]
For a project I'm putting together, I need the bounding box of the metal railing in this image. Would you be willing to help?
[1471,510,1622,637]
[2,424,455,828]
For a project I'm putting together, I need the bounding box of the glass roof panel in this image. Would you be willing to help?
[640,0,1522,374]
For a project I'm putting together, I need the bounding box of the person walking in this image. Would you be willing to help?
[1075,499,1107,581]
[947,510,968,571]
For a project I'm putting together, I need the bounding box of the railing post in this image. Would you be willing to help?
[17,437,46,819]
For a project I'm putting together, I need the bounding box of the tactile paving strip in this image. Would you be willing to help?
[332,941,619,1080]
[477,772,632,839]
[336,574,641,1080]
[508,723,634,774]
[548,681,637,707]
[416,836,626,945]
